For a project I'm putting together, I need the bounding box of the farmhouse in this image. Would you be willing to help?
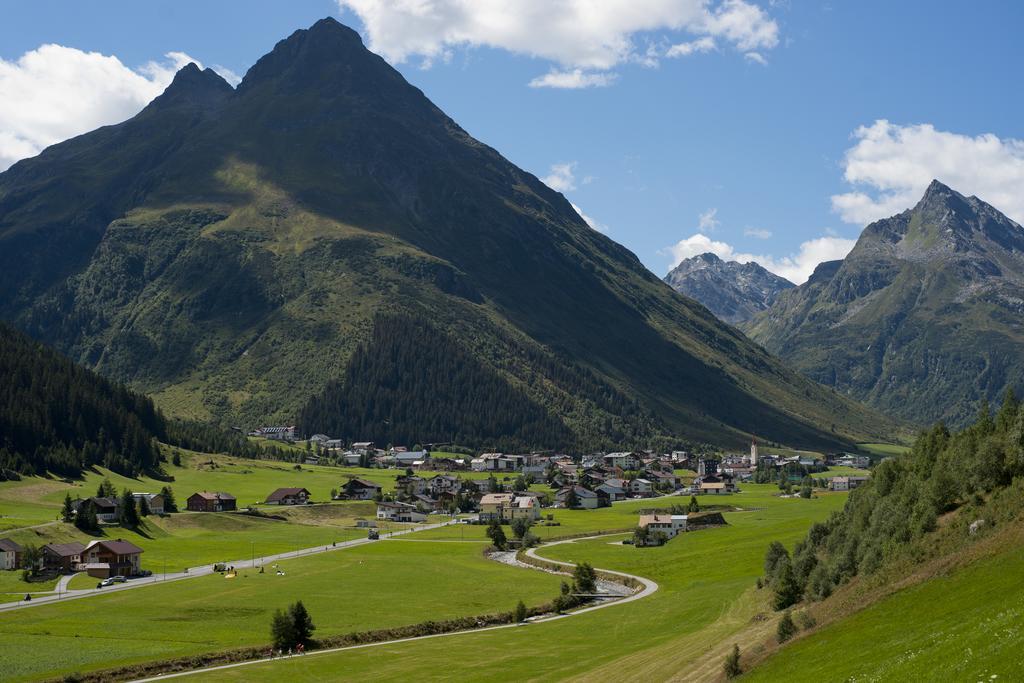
[479,493,515,521]
[376,501,427,523]
[74,497,120,523]
[508,496,541,521]
[254,426,296,441]
[637,514,687,545]
[627,478,654,497]
[0,538,22,570]
[42,541,86,573]
[265,487,311,505]
[81,539,144,578]
[596,479,627,502]
[186,491,237,512]
[830,476,870,492]
[556,486,599,509]
[339,478,382,500]
[132,493,165,515]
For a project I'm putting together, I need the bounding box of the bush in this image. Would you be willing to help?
[573,562,597,594]
[514,600,528,623]
[723,644,742,679]
[776,611,797,643]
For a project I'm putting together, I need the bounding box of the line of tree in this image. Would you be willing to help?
[761,390,1024,611]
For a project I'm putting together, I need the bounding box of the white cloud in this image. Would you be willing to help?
[542,162,578,192]
[666,36,716,57]
[529,69,617,89]
[698,208,721,231]
[744,51,767,65]
[0,44,220,170]
[831,120,1024,226]
[664,233,855,284]
[338,0,779,85]
[744,227,772,238]
[571,202,608,233]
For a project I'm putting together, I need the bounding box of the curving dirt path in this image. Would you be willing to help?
[129,533,659,682]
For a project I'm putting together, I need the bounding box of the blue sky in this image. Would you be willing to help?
[2,1,1022,282]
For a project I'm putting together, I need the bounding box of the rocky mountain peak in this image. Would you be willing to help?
[665,253,793,325]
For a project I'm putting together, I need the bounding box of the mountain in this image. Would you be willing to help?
[0,18,894,451]
[744,180,1024,427]
[664,252,794,324]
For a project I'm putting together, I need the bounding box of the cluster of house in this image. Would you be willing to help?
[0,537,144,578]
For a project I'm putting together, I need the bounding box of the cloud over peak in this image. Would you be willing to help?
[338,0,780,87]
[0,44,232,171]
[832,120,1024,226]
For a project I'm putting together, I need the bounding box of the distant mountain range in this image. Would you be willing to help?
[743,180,1024,427]
[664,252,794,324]
[0,18,895,451]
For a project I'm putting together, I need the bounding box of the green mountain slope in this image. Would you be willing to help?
[744,180,1024,427]
[0,322,165,477]
[0,18,893,450]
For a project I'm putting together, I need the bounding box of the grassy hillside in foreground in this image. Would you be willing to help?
[744,539,1024,681]
[0,540,562,682]
[169,484,849,682]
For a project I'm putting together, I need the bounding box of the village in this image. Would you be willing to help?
[0,434,875,584]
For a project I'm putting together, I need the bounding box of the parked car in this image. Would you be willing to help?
[97,578,116,588]
[111,575,127,583]
[367,529,379,540]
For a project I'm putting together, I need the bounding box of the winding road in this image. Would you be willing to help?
[129,533,659,682]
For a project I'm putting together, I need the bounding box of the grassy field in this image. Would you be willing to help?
[744,544,1024,681]
[0,450,500,530]
[0,539,562,682]
[819,466,871,478]
[857,442,910,458]
[184,484,849,682]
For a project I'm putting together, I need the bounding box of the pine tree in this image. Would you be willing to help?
[687,495,700,513]
[514,600,528,623]
[160,486,177,512]
[776,611,797,643]
[723,644,742,679]
[772,559,802,611]
[289,600,316,646]
[270,609,295,649]
[119,489,139,527]
[61,493,75,523]
[138,496,151,517]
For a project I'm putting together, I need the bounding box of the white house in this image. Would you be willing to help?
[627,478,654,497]
[830,475,870,492]
[0,538,22,570]
[376,501,427,523]
[508,496,541,521]
[637,514,687,545]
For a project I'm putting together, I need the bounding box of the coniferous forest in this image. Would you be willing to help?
[0,323,166,477]
[299,314,575,451]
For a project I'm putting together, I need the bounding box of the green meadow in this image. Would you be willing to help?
[857,442,911,458]
[0,539,562,682]
[188,484,849,682]
[745,544,1024,681]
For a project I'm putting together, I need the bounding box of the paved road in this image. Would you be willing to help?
[130,533,658,682]
[0,520,457,613]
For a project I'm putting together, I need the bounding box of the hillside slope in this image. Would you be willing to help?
[664,252,794,324]
[0,18,893,450]
[745,181,1024,427]
[0,322,164,477]
[745,394,1024,679]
